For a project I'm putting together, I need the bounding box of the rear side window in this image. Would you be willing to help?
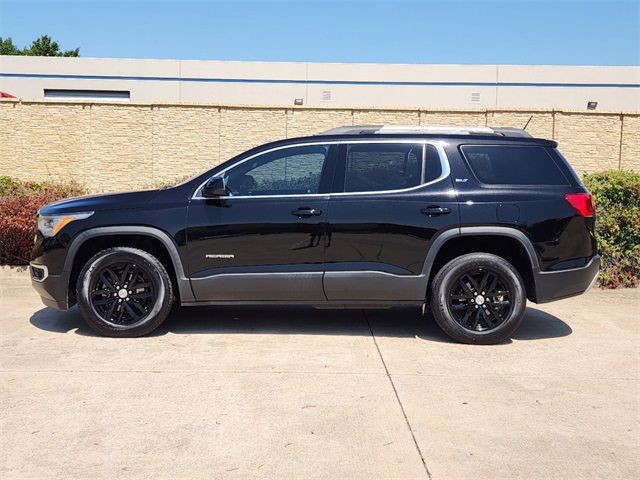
[460,145,568,185]
[344,143,423,193]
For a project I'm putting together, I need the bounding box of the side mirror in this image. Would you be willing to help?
[202,177,227,197]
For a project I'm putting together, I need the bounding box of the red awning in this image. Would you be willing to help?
[0,91,16,98]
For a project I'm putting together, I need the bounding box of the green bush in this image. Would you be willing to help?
[0,175,85,198]
[583,170,640,288]
[0,177,86,265]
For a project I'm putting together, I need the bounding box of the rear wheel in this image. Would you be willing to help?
[76,247,173,337]
[430,253,526,344]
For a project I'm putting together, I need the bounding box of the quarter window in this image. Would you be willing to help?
[224,145,328,196]
[424,144,443,183]
[461,145,568,185]
[344,143,423,193]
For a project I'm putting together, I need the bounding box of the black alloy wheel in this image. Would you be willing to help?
[76,247,173,337]
[448,268,512,332]
[89,261,156,327]
[430,253,526,344]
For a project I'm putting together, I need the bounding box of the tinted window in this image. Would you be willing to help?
[425,144,443,182]
[225,145,328,196]
[461,145,568,185]
[344,143,423,193]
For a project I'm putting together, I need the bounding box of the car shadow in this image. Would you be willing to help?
[29,303,572,344]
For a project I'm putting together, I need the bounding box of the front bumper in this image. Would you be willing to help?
[30,263,70,311]
[533,255,600,303]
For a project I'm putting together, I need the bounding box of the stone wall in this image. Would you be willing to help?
[1,100,637,192]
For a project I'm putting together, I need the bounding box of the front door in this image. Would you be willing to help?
[186,143,336,302]
[323,141,459,301]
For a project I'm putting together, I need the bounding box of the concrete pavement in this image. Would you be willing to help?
[1,267,638,479]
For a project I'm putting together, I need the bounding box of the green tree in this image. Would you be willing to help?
[0,35,79,57]
[0,37,20,55]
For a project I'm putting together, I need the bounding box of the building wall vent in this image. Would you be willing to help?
[44,89,130,101]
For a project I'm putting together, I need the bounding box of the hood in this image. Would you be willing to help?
[39,189,161,215]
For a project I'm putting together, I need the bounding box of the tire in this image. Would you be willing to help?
[76,247,173,337]
[430,253,526,345]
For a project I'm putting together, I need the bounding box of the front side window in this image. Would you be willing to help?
[224,145,328,196]
[460,145,568,185]
[344,143,423,193]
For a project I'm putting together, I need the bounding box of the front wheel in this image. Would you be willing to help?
[76,247,173,337]
[430,253,527,344]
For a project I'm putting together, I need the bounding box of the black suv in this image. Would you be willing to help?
[30,125,599,344]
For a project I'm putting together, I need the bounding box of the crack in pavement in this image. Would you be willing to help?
[363,310,433,480]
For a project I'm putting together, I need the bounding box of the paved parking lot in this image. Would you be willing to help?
[1,267,638,479]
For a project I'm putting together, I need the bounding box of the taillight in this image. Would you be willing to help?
[565,193,595,217]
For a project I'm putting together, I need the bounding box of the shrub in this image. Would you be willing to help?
[0,175,85,198]
[0,176,13,196]
[0,178,86,265]
[583,170,640,288]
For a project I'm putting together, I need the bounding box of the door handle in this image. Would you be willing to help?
[421,206,451,216]
[292,207,322,217]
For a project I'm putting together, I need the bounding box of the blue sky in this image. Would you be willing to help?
[1,0,638,65]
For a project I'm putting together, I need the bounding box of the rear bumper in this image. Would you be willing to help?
[30,263,70,311]
[533,255,600,303]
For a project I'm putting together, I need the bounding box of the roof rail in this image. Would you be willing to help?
[319,124,532,138]
[320,125,382,135]
[377,125,496,135]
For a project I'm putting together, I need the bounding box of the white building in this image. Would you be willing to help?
[1,56,638,112]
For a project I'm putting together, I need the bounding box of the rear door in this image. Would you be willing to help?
[323,141,459,301]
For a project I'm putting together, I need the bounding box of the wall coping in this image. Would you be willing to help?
[1,97,637,116]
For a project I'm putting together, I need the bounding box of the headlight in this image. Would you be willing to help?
[37,212,94,238]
